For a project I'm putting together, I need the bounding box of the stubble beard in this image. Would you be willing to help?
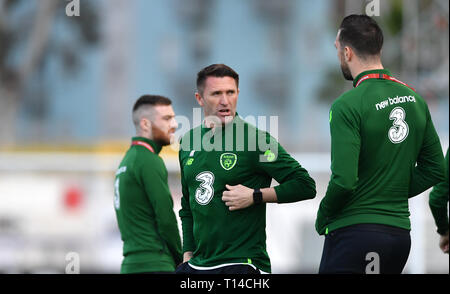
[152,125,173,146]
[339,51,353,81]
[340,60,353,81]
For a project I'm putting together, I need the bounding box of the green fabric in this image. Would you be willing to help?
[115,137,182,273]
[429,148,449,235]
[179,115,316,273]
[316,69,446,235]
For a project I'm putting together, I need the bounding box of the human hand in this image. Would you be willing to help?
[439,232,449,254]
[183,251,193,263]
[222,184,254,211]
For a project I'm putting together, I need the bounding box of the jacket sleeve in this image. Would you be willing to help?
[408,106,446,198]
[255,130,316,203]
[178,146,196,253]
[140,155,182,265]
[316,99,361,235]
[429,148,449,235]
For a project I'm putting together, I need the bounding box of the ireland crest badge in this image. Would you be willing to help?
[220,153,237,170]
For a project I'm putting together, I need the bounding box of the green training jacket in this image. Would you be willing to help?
[115,137,182,273]
[429,148,449,235]
[316,69,446,235]
[179,115,316,273]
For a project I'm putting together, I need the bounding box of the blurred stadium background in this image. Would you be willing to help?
[0,0,448,274]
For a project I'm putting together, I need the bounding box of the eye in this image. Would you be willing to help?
[227,90,235,95]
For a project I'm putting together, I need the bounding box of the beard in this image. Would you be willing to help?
[151,125,174,146]
[340,60,353,81]
[338,49,353,81]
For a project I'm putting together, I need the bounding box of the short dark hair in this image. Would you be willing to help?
[132,95,172,113]
[196,64,239,95]
[338,14,383,58]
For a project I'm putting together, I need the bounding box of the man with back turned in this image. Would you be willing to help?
[316,15,446,274]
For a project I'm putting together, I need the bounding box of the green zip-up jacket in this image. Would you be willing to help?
[179,115,316,273]
[316,69,446,235]
[114,137,182,273]
[429,148,449,235]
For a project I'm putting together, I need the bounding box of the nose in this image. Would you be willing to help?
[172,118,178,130]
[219,94,229,106]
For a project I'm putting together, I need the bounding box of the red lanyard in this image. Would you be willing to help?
[355,73,416,92]
[131,140,155,153]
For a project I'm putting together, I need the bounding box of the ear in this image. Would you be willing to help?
[140,117,151,132]
[344,46,353,62]
[195,92,204,107]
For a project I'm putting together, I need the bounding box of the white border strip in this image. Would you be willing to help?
[188,262,257,271]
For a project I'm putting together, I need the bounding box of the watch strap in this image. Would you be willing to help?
[253,188,263,205]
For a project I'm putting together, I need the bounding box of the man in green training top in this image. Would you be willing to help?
[315,15,446,274]
[176,64,316,274]
[114,95,182,273]
[429,147,449,254]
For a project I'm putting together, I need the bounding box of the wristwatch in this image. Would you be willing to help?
[253,188,263,205]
